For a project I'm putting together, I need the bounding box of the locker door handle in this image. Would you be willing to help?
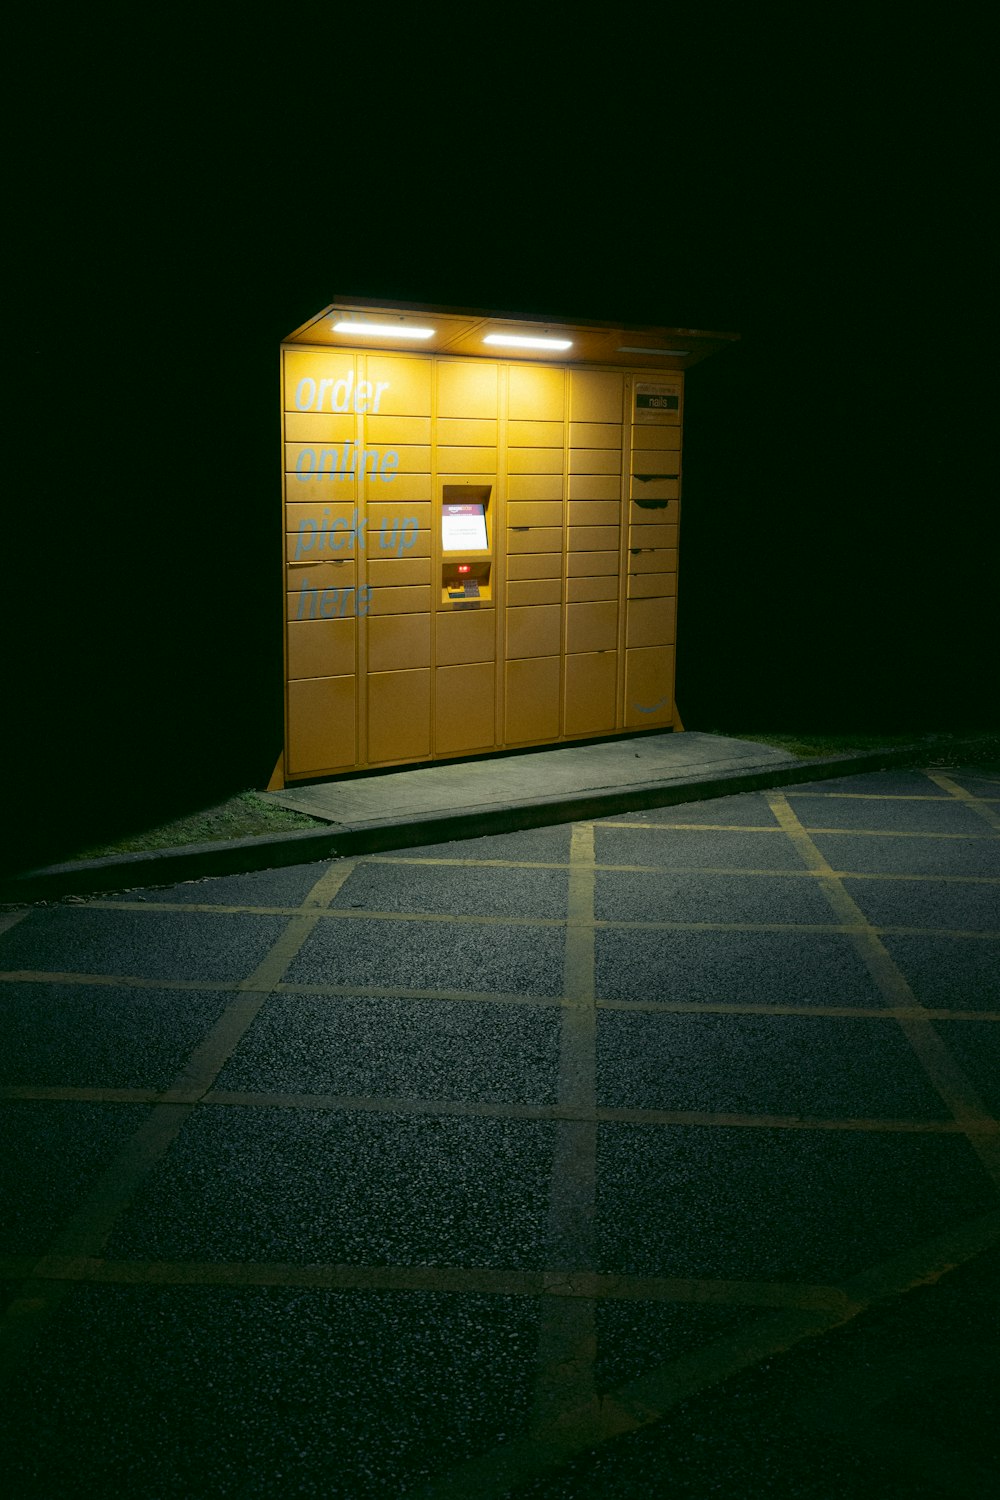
[633,473,679,481]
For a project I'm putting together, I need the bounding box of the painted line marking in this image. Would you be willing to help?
[926,771,1000,831]
[534,822,599,1432]
[4,1085,989,1134]
[409,1208,1000,1498]
[766,791,1000,1190]
[0,859,356,1376]
[0,1255,853,1313]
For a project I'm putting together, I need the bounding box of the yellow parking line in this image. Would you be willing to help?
[535,821,599,1432]
[926,771,1000,831]
[0,971,241,990]
[0,859,357,1376]
[415,1209,1000,1498]
[787,792,955,801]
[597,822,999,840]
[599,999,1000,1022]
[369,856,567,869]
[86,901,565,927]
[0,1087,161,1104]
[766,792,1000,1190]
[277,981,562,1006]
[0,1254,851,1313]
[2,1085,993,1136]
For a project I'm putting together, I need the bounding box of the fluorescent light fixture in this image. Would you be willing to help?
[332,320,435,339]
[617,345,690,356]
[483,333,572,350]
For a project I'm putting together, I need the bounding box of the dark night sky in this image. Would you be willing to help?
[7,21,995,868]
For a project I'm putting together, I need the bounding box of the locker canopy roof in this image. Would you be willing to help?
[284,298,738,371]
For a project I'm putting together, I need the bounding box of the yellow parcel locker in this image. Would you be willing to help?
[276,298,736,785]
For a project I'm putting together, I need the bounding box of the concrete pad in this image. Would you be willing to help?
[263,732,798,826]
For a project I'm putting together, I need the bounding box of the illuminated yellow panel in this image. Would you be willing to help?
[285,529,363,565]
[437,446,498,473]
[507,579,563,606]
[286,501,356,534]
[507,527,563,554]
[630,425,681,450]
[286,574,359,622]
[624,646,675,728]
[566,601,617,654]
[371,445,430,473]
[366,473,433,502]
[284,470,357,503]
[283,352,356,412]
[505,656,560,742]
[367,586,432,615]
[629,523,679,549]
[568,475,620,500]
[568,526,620,552]
[507,420,564,447]
[364,415,432,444]
[506,474,564,501]
[506,604,561,659]
[285,412,357,442]
[435,663,495,754]
[567,550,619,577]
[284,561,355,612]
[568,501,620,526]
[627,548,679,573]
[629,497,680,527]
[570,423,622,448]
[632,449,681,473]
[507,553,562,581]
[362,356,432,415]
[367,612,431,672]
[570,370,623,424]
[287,676,356,773]
[568,449,621,475]
[567,575,619,602]
[367,557,432,588]
[627,571,677,599]
[564,653,618,736]
[508,364,565,421]
[368,670,431,761]
[438,361,498,418]
[285,446,361,487]
[437,418,498,445]
[626,596,678,648]
[368,526,431,560]
[367,503,431,532]
[507,448,564,474]
[286,618,355,680]
[507,502,562,528]
[629,475,680,502]
[436,609,496,666]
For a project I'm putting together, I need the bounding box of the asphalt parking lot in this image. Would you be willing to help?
[1,765,999,1497]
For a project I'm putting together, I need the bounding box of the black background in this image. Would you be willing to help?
[7,19,994,871]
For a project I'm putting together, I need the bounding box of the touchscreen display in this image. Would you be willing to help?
[442,503,488,551]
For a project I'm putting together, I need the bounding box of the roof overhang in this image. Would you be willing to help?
[284,297,739,372]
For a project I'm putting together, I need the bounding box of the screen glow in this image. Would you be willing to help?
[442,504,488,551]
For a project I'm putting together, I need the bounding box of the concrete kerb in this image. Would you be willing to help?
[0,743,953,904]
